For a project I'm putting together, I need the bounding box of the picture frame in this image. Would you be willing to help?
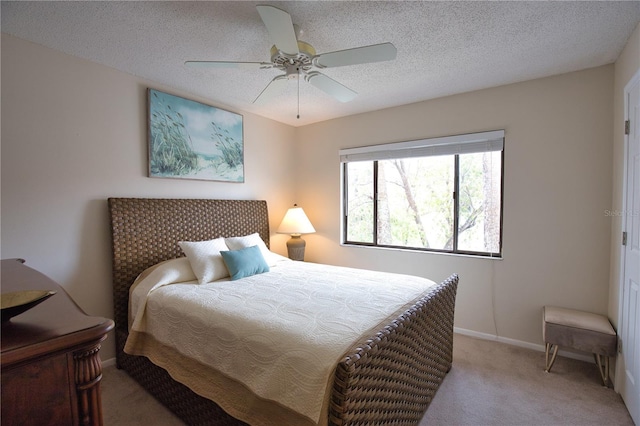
[148,89,244,182]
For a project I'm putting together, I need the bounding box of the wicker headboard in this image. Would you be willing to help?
[108,198,270,336]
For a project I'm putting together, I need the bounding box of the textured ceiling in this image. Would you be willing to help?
[2,1,639,127]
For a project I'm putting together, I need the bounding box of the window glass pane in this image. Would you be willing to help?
[345,162,374,243]
[458,151,502,253]
[379,156,454,249]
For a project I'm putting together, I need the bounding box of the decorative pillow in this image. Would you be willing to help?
[178,237,230,284]
[220,245,270,281]
[224,233,280,266]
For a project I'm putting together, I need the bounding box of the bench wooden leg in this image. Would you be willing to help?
[545,343,559,373]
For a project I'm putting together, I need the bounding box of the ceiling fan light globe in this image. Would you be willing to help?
[297,41,316,57]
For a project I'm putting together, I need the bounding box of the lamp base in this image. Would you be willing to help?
[286,235,306,261]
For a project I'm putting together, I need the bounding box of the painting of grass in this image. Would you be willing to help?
[148,89,244,182]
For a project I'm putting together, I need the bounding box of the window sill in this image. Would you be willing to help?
[340,242,503,260]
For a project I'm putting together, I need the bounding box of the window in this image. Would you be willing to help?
[341,130,504,257]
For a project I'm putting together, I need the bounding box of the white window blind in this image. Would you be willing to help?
[339,130,504,163]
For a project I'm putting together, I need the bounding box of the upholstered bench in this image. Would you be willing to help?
[543,306,617,386]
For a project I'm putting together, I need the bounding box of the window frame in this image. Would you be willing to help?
[341,131,504,258]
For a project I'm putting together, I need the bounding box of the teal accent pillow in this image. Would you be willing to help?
[220,245,270,281]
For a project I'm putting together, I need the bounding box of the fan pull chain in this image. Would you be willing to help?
[297,67,300,119]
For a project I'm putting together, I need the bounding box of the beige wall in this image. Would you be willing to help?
[294,65,614,346]
[1,29,627,360]
[0,34,297,359]
[610,22,640,328]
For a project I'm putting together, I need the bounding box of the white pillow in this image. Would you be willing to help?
[224,233,280,266]
[178,237,230,284]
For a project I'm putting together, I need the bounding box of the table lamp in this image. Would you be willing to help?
[276,204,316,261]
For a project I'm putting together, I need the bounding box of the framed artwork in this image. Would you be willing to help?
[148,89,244,182]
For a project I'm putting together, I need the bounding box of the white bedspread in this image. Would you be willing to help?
[125,258,436,424]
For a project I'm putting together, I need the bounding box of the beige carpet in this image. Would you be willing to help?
[101,334,633,425]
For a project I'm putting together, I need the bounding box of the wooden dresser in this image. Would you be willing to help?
[1,259,114,426]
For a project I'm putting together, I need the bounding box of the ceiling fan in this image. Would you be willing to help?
[185,5,397,108]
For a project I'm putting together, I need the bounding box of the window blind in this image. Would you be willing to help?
[339,130,504,163]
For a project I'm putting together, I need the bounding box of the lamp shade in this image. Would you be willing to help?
[276,206,315,235]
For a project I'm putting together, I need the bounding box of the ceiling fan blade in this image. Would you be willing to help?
[306,72,357,103]
[256,5,299,56]
[253,75,288,105]
[185,61,272,70]
[314,42,397,68]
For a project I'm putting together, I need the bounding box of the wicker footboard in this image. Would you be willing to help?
[115,274,457,426]
[330,274,459,425]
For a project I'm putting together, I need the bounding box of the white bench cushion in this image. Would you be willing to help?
[544,306,615,335]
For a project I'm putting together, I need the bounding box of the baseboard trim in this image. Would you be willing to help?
[454,327,594,363]
[102,357,117,368]
[102,330,597,374]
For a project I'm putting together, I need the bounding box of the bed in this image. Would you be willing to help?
[108,197,458,426]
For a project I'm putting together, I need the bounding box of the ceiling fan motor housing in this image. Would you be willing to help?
[270,41,316,78]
